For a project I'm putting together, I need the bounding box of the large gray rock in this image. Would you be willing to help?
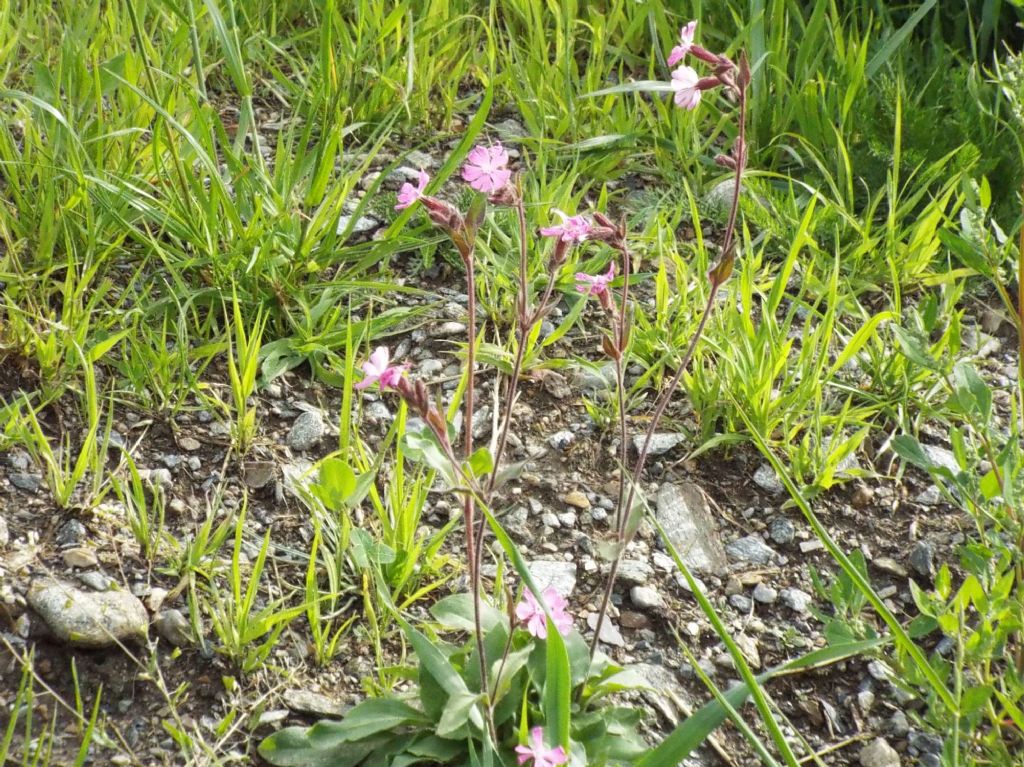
[859,737,900,767]
[922,445,958,474]
[288,410,326,452]
[27,578,148,648]
[726,535,777,566]
[632,433,685,457]
[753,464,785,495]
[656,483,728,574]
[527,560,577,597]
[154,609,192,647]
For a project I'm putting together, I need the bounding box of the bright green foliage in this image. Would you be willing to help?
[259,589,648,766]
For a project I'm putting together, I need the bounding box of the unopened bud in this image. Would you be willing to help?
[549,238,571,267]
[422,197,464,232]
[696,76,721,92]
[689,45,721,67]
[714,153,737,170]
[601,334,620,361]
[737,51,751,90]
[487,183,519,207]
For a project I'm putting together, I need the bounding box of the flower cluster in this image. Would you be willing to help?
[665,19,739,110]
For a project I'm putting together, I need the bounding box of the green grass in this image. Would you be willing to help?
[1,0,1023,764]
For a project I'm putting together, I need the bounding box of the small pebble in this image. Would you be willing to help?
[560,490,590,509]
[769,517,796,545]
[858,737,900,767]
[154,609,192,647]
[729,594,753,612]
[630,586,665,610]
[548,430,575,450]
[780,588,813,613]
[752,583,777,604]
[62,548,99,568]
[909,540,935,578]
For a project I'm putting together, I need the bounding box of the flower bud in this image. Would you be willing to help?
[421,197,464,232]
[549,238,571,268]
[487,183,519,207]
[714,153,737,170]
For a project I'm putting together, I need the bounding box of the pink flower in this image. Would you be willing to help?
[540,209,592,243]
[574,262,616,297]
[515,586,573,639]
[461,143,512,194]
[667,20,698,67]
[395,169,429,210]
[355,347,407,390]
[671,65,702,110]
[515,727,567,767]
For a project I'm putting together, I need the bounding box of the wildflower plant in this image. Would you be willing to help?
[260,20,753,767]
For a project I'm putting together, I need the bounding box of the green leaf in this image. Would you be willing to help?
[583,81,677,98]
[564,630,592,687]
[391,735,466,767]
[315,458,357,507]
[257,700,427,766]
[980,469,1001,500]
[891,325,941,371]
[437,690,481,738]
[952,362,991,423]
[466,446,494,480]
[258,729,386,767]
[398,618,483,732]
[866,0,937,77]
[543,618,572,751]
[961,685,994,717]
[430,593,504,633]
[402,427,458,487]
[891,435,936,472]
[350,528,396,568]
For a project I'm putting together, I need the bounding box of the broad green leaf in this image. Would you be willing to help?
[430,593,504,633]
[961,685,994,717]
[891,435,933,471]
[257,700,426,766]
[315,458,357,507]
[437,691,481,738]
[466,446,494,480]
[258,730,386,767]
[403,427,458,486]
[891,325,941,371]
[401,621,467,697]
[543,618,572,750]
[952,362,991,423]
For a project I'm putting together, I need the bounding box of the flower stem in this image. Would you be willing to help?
[462,247,492,737]
[590,60,749,659]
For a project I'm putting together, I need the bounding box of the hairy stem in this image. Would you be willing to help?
[462,249,492,736]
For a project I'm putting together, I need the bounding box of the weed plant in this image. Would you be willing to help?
[0,0,1023,765]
